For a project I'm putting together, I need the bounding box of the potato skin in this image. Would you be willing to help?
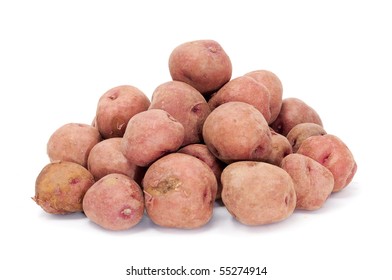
[82,174,144,231]
[208,76,272,123]
[221,161,296,225]
[143,153,217,229]
[33,161,95,214]
[286,123,327,153]
[244,70,283,124]
[47,123,102,168]
[264,130,292,166]
[121,109,185,167]
[169,39,232,95]
[96,85,150,139]
[270,98,323,136]
[281,154,334,210]
[149,81,211,146]
[202,101,272,163]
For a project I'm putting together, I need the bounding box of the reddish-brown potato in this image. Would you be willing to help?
[47,123,101,168]
[264,130,292,166]
[221,161,296,225]
[33,161,95,214]
[286,123,327,152]
[121,109,185,167]
[143,153,217,229]
[270,98,323,136]
[95,85,150,139]
[208,76,272,123]
[297,134,357,192]
[281,154,334,210]
[178,144,225,199]
[169,39,232,95]
[203,101,272,163]
[245,70,283,124]
[87,138,142,181]
[83,174,144,231]
[149,81,211,145]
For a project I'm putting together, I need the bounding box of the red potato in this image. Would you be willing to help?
[264,130,292,166]
[221,161,296,225]
[286,123,327,152]
[47,123,102,168]
[297,134,357,192]
[95,85,150,139]
[208,76,272,123]
[203,101,272,163]
[270,97,323,136]
[83,174,144,231]
[149,81,211,146]
[178,144,225,200]
[245,70,283,124]
[169,39,232,95]
[87,138,143,181]
[143,153,217,229]
[281,154,334,210]
[121,109,185,167]
[33,161,95,214]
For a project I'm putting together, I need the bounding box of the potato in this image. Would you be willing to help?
[149,81,211,145]
[221,161,296,225]
[87,138,143,181]
[121,109,185,167]
[82,174,144,231]
[281,154,334,210]
[244,70,283,124]
[169,39,232,95]
[297,134,357,192]
[47,123,102,168]
[143,153,217,229]
[33,161,95,214]
[264,130,292,166]
[208,76,272,122]
[286,123,327,152]
[202,101,272,163]
[270,97,323,136]
[95,85,150,139]
[178,144,225,199]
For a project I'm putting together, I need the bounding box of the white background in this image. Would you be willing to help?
[1,1,391,279]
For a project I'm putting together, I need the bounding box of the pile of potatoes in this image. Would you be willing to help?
[33,39,357,230]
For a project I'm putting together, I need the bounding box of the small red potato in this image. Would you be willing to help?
[245,70,283,124]
[143,153,217,229]
[33,161,95,214]
[47,123,102,168]
[121,109,185,167]
[286,123,327,152]
[281,154,334,210]
[270,97,323,136]
[87,138,142,181]
[208,76,272,123]
[83,174,144,231]
[264,130,292,166]
[169,39,232,95]
[297,134,357,192]
[221,161,296,225]
[178,143,224,199]
[95,85,150,139]
[149,81,211,145]
[202,101,272,163]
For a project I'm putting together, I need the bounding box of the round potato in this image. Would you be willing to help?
[297,134,357,192]
[95,85,150,139]
[264,130,292,166]
[143,153,217,229]
[281,154,334,210]
[47,123,102,168]
[33,161,95,214]
[83,174,144,231]
[149,81,211,146]
[169,39,232,95]
[202,101,272,163]
[286,123,327,152]
[221,161,296,225]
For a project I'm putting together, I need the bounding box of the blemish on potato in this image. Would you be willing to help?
[147,177,181,196]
